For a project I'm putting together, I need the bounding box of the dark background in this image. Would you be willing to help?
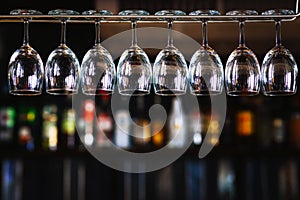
[0,0,300,200]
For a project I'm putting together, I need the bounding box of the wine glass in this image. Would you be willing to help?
[153,10,188,96]
[46,9,80,95]
[261,9,298,96]
[81,10,116,95]
[189,10,224,96]
[8,9,44,96]
[225,10,261,96]
[117,10,152,96]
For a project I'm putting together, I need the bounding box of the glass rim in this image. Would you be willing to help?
[48,9,80,15]
[9,89,42,96]
[262,9,295,16]
[46,88,78,95]
[226,10,258,16]
[154,10,186,21]
[118,89,150,96]
[83,89,114,96]
[82,9,113,16]
[154,10,186,16]
[189,9,221,16]
[48,9,79,21]
[118,9,150,21]
[190,90,222,96]
[226,90,259,96]
[82,9,113,21]
[10,9,43,15]
[154,89,186,96]
[263,90,296,96]
[119,9,150,16]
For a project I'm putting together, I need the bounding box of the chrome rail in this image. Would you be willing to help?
[0,13,298,23]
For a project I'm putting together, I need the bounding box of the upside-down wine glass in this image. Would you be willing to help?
[189,10,224,96]
[225,10,261,96]
[81,10,116,95]
[8,9,44,96]
[117,10,152,96]
[153,10,188,96]
[261,9,298,96]
[46,9,80,95]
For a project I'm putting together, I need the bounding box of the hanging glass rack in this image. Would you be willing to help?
[0,13,298,23]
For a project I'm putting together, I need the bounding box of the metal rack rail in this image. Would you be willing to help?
[0,13,298,24]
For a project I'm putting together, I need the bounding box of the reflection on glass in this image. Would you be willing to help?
[153,10,188,96]
[189,10,224,96]
[8,9,44,96]
[225,10,261,96]
[81,10,116,95]
[46,9,80,95]
[262,9,298,96]
[117,10,152,96]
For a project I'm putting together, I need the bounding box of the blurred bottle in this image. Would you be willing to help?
[206,113,221,147]
[114,97,131,149]
[217,159,236,200]
[42,105,58,151]
[82,100,95,147]
[278,160,299,200]
[156,166,174,200]
[236,110,253,137]
[235,108,255,147]
[235,97,260,148]
[152,120,165,149]
[189,109,204,146]
[1,160,18,200]
[263,98,288,149]
[168,97,187,148]
[61,108,76,150]
[185,160,207,200]
[132,97,151,150]
[289,97,300,149]
[272,118,286,147]
[290,112,300,149]
[0,107,16,147]
[18,107,37,151]
[152,96,166,149]
[96,95,113,147]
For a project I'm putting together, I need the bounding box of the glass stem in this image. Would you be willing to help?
[95,21,101,45]
[60,20,67,46]
[202,21,208,47]
[131,20,138,47]
[239,21,246,47]
[23,20,29,46]
[167,20,174,47]
[275,21,282,47]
